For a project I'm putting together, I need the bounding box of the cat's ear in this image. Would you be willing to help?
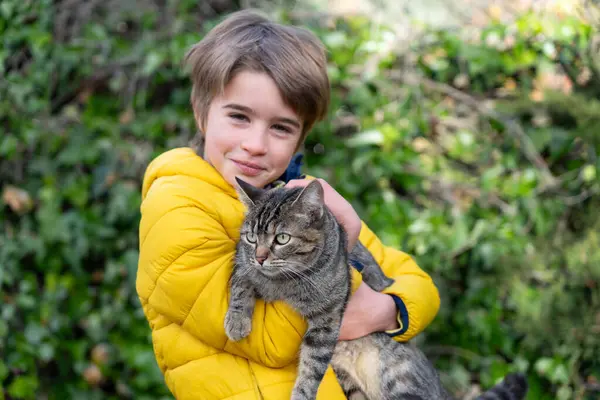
[235,177,264,208]
[292,179,324,218]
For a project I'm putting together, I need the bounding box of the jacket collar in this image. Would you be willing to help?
[142,148,306,200]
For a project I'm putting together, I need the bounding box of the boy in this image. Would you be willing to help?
[136,9,440,400]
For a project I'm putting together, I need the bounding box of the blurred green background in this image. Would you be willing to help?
[1,0,599,399]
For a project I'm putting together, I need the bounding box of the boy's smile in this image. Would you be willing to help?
[198,70,304,189]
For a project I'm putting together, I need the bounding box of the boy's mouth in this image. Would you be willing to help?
[231,159,266,176]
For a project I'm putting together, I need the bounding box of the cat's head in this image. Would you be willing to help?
[235,177,327,278]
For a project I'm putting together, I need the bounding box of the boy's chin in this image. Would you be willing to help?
[227,172,271,189]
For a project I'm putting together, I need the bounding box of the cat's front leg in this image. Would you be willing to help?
[224,273,256,341]
[291,312,343,400]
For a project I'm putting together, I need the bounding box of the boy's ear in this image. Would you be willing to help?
[235,177,264,208]
[192,107,203,133]
[192,102,207,134]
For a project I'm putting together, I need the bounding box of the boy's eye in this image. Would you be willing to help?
[275,233,290,245]
[272,124,292,133]
[229,113,249,122]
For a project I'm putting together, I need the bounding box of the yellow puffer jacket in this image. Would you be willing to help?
[136,148,440,400]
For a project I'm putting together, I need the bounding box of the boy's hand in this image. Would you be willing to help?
[285,179,398,339]
[285,178,361,250]
[338,282,399,341]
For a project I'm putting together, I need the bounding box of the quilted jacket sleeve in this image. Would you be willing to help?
[358,222,440,342]
[136,175,308,369]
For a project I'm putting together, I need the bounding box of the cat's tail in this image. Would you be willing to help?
[474,372,528,400]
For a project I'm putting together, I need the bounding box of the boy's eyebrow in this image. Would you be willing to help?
[223,103,302,129]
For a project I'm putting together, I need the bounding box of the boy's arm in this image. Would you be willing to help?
[136,179,306,369]
[357,222,440,342]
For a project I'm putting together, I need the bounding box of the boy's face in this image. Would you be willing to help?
[199,70,303,189]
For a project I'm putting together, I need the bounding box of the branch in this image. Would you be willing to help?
[585,33,600,92]
[447,240,478,260]
[556,47,581,89]
[585,382,600,392]
[561,186,600,206]
[401,165,516,215]
[432,179,516,215]
[50,55,140,114]
[389,71,558,187]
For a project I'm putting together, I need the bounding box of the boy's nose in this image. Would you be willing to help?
[241,128,268,155]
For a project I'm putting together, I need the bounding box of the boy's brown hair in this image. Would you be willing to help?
[184,9,330,154]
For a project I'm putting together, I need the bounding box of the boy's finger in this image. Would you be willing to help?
[284,179,309,188]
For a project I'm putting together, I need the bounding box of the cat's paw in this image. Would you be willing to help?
[224,311,252,341]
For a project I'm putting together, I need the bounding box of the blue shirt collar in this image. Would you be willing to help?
[265,153,305,189]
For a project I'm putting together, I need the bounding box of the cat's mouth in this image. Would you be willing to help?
[254,263,280,277]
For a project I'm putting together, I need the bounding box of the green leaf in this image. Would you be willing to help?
[39,343,55,362]
[142,51,165,76]
[534,357,553,376]
[0,319,8,338]
[581,165,596,182]
[323,31,347,49]
[8,376,39,399]
[0,360,8,381]
[0,135,18,157]
[347,130,384,147]
[0,1,13,18]
[556,385,573,400]
[24,323,47,345]
[550,363,570,384]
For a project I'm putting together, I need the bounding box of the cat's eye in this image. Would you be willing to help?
[275,233,291,245]
[245,232,257,243]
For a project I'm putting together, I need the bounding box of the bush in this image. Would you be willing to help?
[1,0,224,397]
[1,2,598,399]
[301,11,599,399]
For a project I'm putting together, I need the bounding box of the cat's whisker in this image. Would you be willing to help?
[267,264,301,282]
[278,269,300,282]
[280,266,328,299]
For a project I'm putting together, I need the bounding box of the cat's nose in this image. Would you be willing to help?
[255,247,269,265]
[256,255,267,265]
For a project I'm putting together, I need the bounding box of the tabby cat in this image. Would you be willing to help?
[225,178,527,400]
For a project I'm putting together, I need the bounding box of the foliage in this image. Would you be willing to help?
[1,1,598,399]
[302,10,600,399]
[0,0,233,398]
